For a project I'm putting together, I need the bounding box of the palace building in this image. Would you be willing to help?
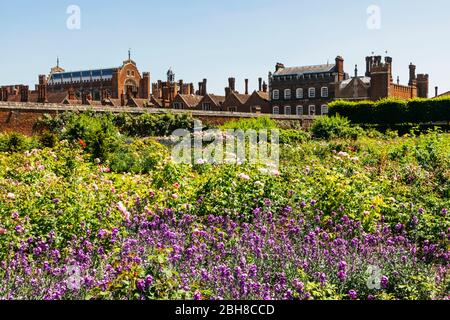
[46,53,151,102]
[335,55,429,101]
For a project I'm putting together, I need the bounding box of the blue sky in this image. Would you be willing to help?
[1,0,449,95]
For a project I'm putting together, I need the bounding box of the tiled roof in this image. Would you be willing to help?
[235,93,251,104]
[180,94,203,108]
[130,98,148,108]
[339,77,371,89]
[47,92,68,104]
[274,64,337,76]
[209,94,226,106]
[255,91,269,101]
[437,91,450,97]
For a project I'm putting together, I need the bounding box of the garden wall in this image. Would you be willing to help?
[0,102,317,136]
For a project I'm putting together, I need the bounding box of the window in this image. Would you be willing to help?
[296,105,304,116]
[273,106,279,115]
[321,105,329,115]
[284,89,291,100]
[272,90,280,100]
[132,71,135,77]
[285,106,292,115]
[308,88,316,98]
[228,106,237,112]
[127,70,131,76]
[202,103,211,111]
[321,87,329,98]
[174,102,182,109]
[296,88,303,99]
[309,105,316,116]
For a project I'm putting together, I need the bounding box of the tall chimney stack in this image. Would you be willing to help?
[258,78,262,92]
[435,86,439,97]
[228,77,236,92]
[203,79,207,95]
[245,79,249,95]
[409,63,416,86]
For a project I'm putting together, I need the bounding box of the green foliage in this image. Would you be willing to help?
[311,115,363,140]
[109,139,168,174]
[279,129,310,144]
[329,97,450,124]
[220,116,278,131]
[0,132,38,153]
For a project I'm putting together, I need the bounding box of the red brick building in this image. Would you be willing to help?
[269,56,345,116]
[335,55,429,101]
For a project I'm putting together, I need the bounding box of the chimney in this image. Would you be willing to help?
[37,75,48,103]
[69,88,77,101]
[409,63,416,86]
[228,77,236,92]
[435,86,439,97]
[225,87,231,97]
[335,56,344,82]
[245,79,249,95]
[140,72,151,99]
[189,83,194,95]
[198,82,203,96]
[203,79,207,95]
[258,78,262,91]
[275,63,285,72]
[179,79,184,94]
[263,81,268,93]
[20,85,29,102]
[365,56,372,77]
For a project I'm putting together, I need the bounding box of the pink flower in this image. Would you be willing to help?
[238,173,251,181]
[117,202,130,221]
[172,194,179,200]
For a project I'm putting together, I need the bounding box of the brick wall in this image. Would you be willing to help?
[0,102,317,136]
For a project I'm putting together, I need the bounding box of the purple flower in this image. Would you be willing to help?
[337,271,347,281]
[193,291,202,300]
[136,279,146,292]
[442,208,448,215]
[348,290,358,300]
[381,276,389,289]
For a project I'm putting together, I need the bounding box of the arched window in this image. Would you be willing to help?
[309,105,316,116]
[285,106,292,115]
[273,106,280,115]
[308,88,316,98]
[284,89,291,100]
[296,105,304,116]
[296,88,303,99]
[272,90,280,100]
[321,87,329,98]
[321,105,329,115]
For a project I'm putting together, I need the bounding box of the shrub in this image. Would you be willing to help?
[39,131,59,148]
[311,115,363,140]
[329,97,450,124]
[220,116,278,131]
[0,132,37,153]
[279,129,310,144]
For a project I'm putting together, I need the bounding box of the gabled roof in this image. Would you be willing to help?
[339,76,371,89]
[234,92,251,104]
[129,98,148,108]
[179,94,203,108]
[47,92,69,104]
[208,94,226,106]
[274,64,337,76]
[254,91,269,101]
[437,91,450,97]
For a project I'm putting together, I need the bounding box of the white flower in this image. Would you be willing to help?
[270,169,281,177]
[350,156,360,162]
[254,181,264,188]
[7,193,16,200]
[237,173,251,181]
[337,151,349,158]
[196,158,206,165]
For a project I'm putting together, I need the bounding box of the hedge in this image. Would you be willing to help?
[329,97,450,124]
